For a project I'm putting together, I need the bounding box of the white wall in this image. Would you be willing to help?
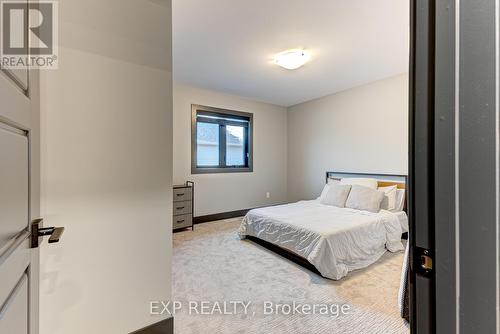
[39,1,173,334]
[173,84,288,216]
[287,74,409,202]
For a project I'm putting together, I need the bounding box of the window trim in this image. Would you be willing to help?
[191,104,253,174]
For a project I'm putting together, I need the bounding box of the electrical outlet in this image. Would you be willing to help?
[266,192,270,199]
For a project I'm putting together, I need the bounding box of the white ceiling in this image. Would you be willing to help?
[173,0,409,107]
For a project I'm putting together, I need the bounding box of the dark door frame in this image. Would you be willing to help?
[409,1,437,332]
[409,0,499,333]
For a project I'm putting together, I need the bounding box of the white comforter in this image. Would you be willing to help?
[238,201,404,280]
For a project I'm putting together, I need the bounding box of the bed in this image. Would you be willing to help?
[238,172,408,280]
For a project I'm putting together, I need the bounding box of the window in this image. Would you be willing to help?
[192,105,253,174]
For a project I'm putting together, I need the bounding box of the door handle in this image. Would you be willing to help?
[31,218,65,248]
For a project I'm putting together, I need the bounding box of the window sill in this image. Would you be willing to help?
[191,167,253,174]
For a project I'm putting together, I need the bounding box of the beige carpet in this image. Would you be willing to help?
[173,218,409,334]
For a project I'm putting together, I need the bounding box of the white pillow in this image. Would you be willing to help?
[341,177,378,189]
[320,183,352,208]
[318,184,330,201]
[379,185,398,211]
[319,179,341,201]
[345,185,385,213]
[394,189,406,211]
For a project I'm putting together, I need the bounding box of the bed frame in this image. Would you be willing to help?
[246,171,408,278]
[246,236,323,276]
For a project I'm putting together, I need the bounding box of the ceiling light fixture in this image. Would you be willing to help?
[273,49,311,70]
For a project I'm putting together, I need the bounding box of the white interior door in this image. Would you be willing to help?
[0,7,41,333]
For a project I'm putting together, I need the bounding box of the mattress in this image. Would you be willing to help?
[238,200,404,280]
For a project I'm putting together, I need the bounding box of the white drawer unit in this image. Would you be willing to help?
[173,182,194,231]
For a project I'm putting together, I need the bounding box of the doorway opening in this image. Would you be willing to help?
[172,1,413,333]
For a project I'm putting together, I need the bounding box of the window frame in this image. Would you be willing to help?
[191,104,253,174]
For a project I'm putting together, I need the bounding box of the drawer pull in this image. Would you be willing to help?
[177,220,185,223]
[176,207,185,210]
[176,193,184,196]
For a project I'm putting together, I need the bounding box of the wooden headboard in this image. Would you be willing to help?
[325,171,407,210]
